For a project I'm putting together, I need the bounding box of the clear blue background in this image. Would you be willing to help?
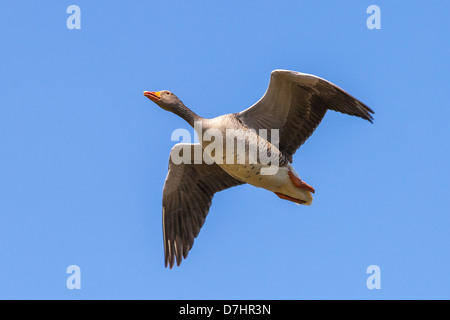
[0,1,449,299]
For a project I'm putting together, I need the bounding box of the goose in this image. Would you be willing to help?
[143,69,374,268]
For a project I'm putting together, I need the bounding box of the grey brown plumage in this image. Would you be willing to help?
[162,144,244,268]
[237,70,374,162]
[144,69,374,268]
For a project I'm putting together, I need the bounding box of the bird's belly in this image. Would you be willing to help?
[218,163,288,191]
[218,163,313,205]
[200,124,309,199]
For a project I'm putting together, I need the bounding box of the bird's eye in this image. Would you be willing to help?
[166,92,170,95]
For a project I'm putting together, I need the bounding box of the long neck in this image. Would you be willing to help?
[172,103,202,127]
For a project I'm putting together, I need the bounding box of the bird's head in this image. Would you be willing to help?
[143,90,184,112]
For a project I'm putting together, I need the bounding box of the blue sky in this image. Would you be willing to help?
[0,1,449,299]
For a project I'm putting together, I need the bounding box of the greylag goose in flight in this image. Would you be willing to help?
[143,69,374,268]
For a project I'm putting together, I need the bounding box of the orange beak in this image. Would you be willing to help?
[143,91,162,101]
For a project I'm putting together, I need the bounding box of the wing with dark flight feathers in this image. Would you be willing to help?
[237,70,374,162]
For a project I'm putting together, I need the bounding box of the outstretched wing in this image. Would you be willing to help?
[162,143,244,268]
[237,70,374,162]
